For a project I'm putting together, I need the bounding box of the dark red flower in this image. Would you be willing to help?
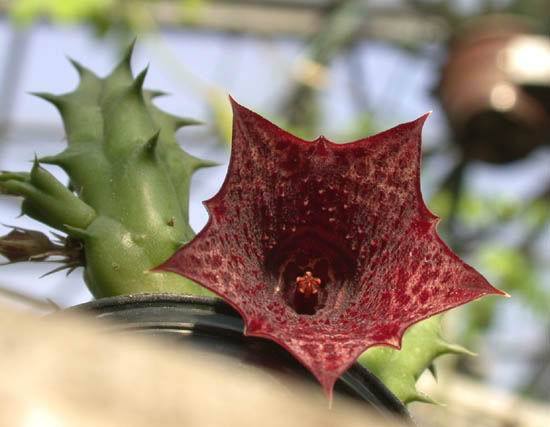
[159,99,504,398]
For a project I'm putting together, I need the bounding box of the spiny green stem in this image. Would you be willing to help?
[1,42,215,298]
[360,316,473,404]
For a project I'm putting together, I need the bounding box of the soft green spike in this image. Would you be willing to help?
[427,363,437,380]
[122,38,137,66]
[439,341,476,357]
[112,38,136,75]
[132,66,149,92]
[38,154,65,166]
[182,151,220,172]
[30,92,65,110]
[413,392,440,406]
[153,110,204,131]
[147,89,169,99]
[193,158,220,170]
[66,56,91,78]
[174,116,203,129]
[39,146,92,169]
[29,157,51,192]
[143,130,161,156]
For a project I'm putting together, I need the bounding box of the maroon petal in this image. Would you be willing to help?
[159,98,505,398]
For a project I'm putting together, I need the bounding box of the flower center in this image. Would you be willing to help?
[264,228,358,316]
[296,271,322,297]
[293,270,323,315]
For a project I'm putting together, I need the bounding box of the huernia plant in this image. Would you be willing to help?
[0,44,505,403]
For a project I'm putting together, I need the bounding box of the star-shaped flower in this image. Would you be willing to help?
[160,99,505,398]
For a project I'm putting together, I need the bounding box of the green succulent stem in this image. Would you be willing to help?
[1,43,214,298]
[0,164,96,232]
[360,316,473,404]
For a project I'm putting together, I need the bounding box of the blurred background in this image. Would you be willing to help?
[0,0,548,425]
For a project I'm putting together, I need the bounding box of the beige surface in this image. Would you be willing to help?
[411,372,550,427]
[0,305,402,427]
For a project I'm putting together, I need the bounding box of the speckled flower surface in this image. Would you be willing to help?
[160,99,504,397]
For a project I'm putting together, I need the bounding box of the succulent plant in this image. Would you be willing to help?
[0,42,214,297]
[0,44,505,404]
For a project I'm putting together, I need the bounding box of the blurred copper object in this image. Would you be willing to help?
[437,16,550,164]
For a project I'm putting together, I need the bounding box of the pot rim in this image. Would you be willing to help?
[65,293,412,422]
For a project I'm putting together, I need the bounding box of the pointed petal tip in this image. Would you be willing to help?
[498,289,511,298]
[228,94,238,105]
[390,111,431,135]
[228,96,258,119]
[151,255,177,274]
[228,95,245,113]
[319,375,338,404]
[414,111,432,127]
[481,279,508,298]
[149,264,165,274]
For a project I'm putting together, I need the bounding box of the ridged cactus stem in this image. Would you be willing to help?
[0,42,214,298]
[359,316,474,404]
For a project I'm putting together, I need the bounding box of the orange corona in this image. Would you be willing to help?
[295,271,322,297]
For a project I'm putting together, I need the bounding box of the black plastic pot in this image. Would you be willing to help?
[66,294,412,423]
